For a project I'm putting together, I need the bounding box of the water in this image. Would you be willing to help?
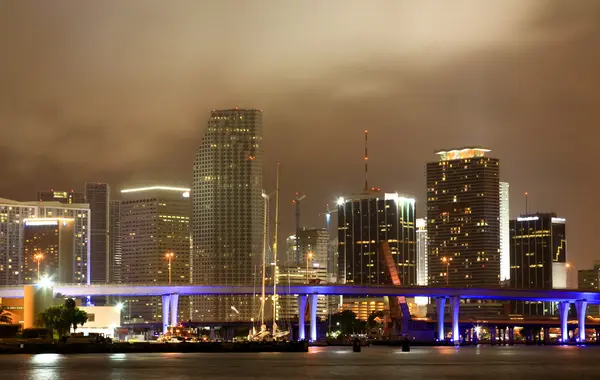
[0,345,597,380]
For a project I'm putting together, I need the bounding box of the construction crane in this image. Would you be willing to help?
[378,241,411,338]
[318,204,338,232]
[292,192,306,263]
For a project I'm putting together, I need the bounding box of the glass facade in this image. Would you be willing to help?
[192,109,263,321]
[85,183,110,284]
[337,191,416,286]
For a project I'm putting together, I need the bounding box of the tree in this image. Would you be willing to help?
[38,298,88,338]
[328,310,365,335]
[0,306,12,324]
[367,310,385,330]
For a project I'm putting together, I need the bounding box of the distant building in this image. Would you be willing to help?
[509,213,567,316]
[0,199,37,285]
[499,182,510,282]
[426,148,500,288]
[277,265,332,321]
[337,190,417,286]
[38,190,85,204]
[109,200,122,284]
[23,218,75,284]
[120,186,191,322]
[85,183,110,284]
[416,218,428,286]
[285,234,297,266]
[191,108,264,322]
[297,228,329,271]
[578,262,600,316]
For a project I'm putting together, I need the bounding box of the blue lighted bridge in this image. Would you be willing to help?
[2,284,598,343]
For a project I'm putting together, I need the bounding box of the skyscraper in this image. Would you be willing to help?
[509,213,567,316]
[120,186,191,322]
[192,108,263,321]
[0,199,37,285]
[337,190,417,286]
[85,183,110,284]
[416,218,428,286]
[499,182,510,282]
[0,198,89,285]
[109,200,122,284]
[23,218,75,284]
[297,228,329,270]
[38,190,85,204]
[426,148,500,288]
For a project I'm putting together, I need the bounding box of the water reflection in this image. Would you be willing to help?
[29,354,61,380]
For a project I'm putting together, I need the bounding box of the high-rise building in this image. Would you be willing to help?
[416,218,428,286]
[297,228,329,271]
[23,218,75,284]
[120,186,191,322]
[109,200,122,284]
[85,183,110,284]
[192,108,263,322]
[38,190,85,204]
[285,234,297,266]
[0,198,89,285]
[578,261,600,316]
[509,213,567,316]
[337,190,417,286]
[499,182,510,282]
[36,202,91,284]
[426,148,500,288]
[0,199,37,285]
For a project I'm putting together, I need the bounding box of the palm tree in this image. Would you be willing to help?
[0,306,12,324]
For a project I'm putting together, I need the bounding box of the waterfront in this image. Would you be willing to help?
[0,345,598,380]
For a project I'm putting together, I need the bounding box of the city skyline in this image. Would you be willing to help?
[1,1,599,278]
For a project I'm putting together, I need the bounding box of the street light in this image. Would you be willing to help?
[33,253,44,281]
[165,252,175,285]
[306,251,314,283]
[441,257,452,285]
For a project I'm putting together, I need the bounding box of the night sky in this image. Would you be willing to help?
[1,1,599,278]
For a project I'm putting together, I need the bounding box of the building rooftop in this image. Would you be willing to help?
[435,147,491,161]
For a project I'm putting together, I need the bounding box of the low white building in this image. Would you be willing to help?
[71,305,121,338]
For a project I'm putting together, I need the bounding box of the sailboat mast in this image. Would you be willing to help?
[272,163,280,326]
[260,191,268,326]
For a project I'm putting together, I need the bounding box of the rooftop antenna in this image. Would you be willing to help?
[525,192,529,214]
[364,130,368,191]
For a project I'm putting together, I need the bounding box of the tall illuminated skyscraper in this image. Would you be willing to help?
[499,182,510,282]
[426,148,500,288]
[0,199,37,285]
[192,108,263,321]
[109,200,122,284]
[337,190,417,286]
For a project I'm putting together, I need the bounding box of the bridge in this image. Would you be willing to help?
[2,284,598,343]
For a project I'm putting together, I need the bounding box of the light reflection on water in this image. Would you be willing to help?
[0,346,596,380]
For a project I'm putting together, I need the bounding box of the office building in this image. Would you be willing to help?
[499,182,510,282]
[416,218,428,286]
[23,218,75,284]
[120,186,191,322]
[337,190,417,286]
[277,265,331,320]
[578,261,600,316]
[0,199,37,285]
[85,183,110,284]
[36,202,91,284]
[426,148,500,288]
[38,190,85,204]
[285,234,297,266]
[0,198,89,285]
[297,228,329,270]
[191,108,263,321]
[509,213,567,316]
[109,200,122,284]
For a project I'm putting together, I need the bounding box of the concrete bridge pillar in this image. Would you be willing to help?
[297,295,307,340]
[575,300,588,343]
[450,296,460,343]
[309,294,318,342]
[490,325,496,345]
[558,301,570,343]
[435,297,446,341]
[508,326,514,346]
[170,294,179,327]
[161,294,171,334]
